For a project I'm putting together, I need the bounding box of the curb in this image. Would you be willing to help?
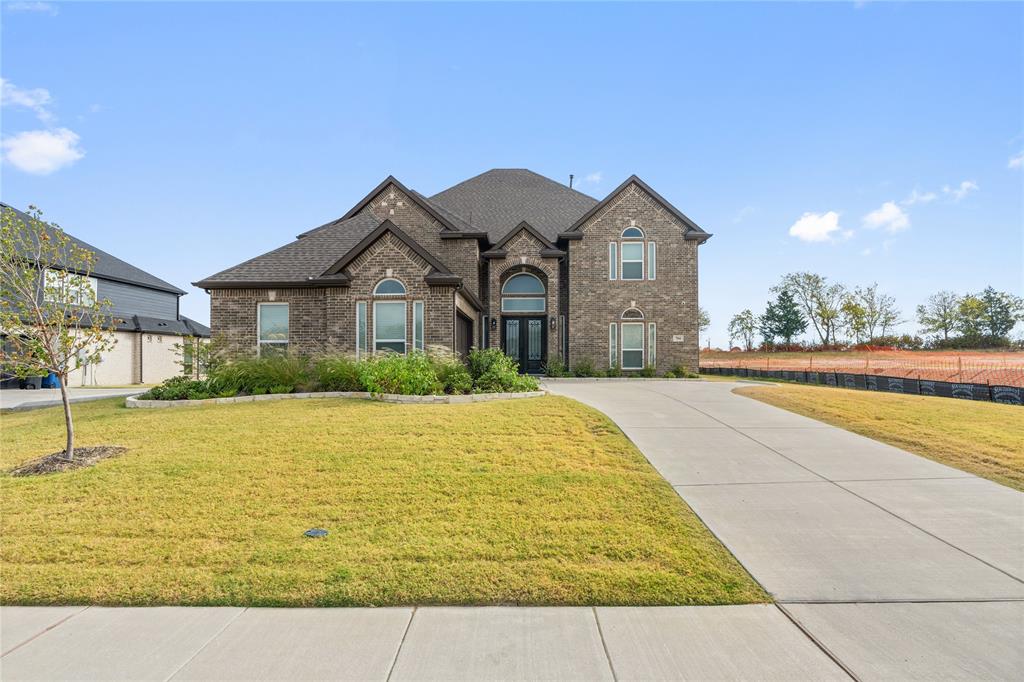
[125,390,548,409]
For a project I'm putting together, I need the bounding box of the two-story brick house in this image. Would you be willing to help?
[194,170,711,373]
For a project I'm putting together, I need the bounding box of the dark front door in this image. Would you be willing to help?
[455,312,473,358]
[503,316,546,374]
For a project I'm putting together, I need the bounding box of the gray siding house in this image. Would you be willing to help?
[1,202,209,387]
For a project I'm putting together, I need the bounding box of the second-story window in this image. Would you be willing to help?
[610,226,654,281]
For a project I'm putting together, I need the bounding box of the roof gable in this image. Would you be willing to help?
[322,220,458,285]
[562,175,712,242]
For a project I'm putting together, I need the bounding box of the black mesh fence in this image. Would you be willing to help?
[699,366,1022,406]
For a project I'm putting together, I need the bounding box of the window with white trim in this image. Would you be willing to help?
[44,268,97,306]
[648,322,657,367]
[621,322,644,369]
[413,301,424,351]
[621,226,645,238]
[608,323,618,367]
[501,272,545,313]
[647,242,657,280]
[257,303,289,356]
[608,242,617,280]
[374,278,406,296]
[374,301,406,354]
[356,301,367,358]
[620,242,644,280]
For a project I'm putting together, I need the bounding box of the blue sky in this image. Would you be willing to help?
[2,1,1021,345]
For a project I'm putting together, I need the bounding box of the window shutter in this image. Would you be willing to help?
[609,323,618,367]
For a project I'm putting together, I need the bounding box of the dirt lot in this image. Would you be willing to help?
[700,349,1024,387]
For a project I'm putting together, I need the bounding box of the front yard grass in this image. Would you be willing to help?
[0,396,766,606]
[736,383,1024,491]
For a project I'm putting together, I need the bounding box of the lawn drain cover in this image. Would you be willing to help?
[304,528,328,538]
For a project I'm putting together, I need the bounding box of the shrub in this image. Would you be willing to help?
[638,363,657,378]
[431,353,473,394]
[543,360,568,377]
[467,348,537,392]
[664,371,677,378]
[211,356,314,395]
[314,356,363,391]
[669,363,700,379]
[572,357,598,377]
[605,362,622,378]
[359,352,441,395]
[143,376,216,401]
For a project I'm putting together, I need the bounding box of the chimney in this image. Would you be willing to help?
[569,174,574,189]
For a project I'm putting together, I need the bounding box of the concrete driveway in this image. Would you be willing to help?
[0,387,143,412]
[547,379,1024,679]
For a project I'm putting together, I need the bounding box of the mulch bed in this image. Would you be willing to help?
[9,446,127,477]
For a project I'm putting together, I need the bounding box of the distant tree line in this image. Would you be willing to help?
[725,271,1023,351]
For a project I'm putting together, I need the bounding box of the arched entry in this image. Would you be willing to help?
[500,271,547,374]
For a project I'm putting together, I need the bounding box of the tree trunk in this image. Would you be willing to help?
[58,372,74,461]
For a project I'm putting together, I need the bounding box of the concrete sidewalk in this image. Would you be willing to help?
[547,379,1024,680]
[0,387,143,412]
[1,605,851,681]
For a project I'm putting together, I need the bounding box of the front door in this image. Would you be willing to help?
[503,316,546,374]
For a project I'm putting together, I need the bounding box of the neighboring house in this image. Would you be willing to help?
[0,203,210,387]
[195,170,711,374]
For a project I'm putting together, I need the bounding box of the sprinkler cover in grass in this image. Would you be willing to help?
[304,528,328,538]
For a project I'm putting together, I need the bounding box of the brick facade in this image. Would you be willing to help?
[485,228,563,363]
[203,172,705,373]
[210,232,457,357]
[567,182,700,373]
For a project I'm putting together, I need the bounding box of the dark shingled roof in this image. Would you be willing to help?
[1,202,186,295]
[429,169,598,242]
[194,212,380,287]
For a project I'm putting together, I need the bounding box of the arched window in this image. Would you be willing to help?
[502,273,545,295]
[621,226,645,239]
[621,308,644,320]
[374,278,406,296]
[501,272,546,313]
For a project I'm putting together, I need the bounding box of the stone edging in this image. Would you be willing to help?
[540,377,702,383]
[126,390,547,409]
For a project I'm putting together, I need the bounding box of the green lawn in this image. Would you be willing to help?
[0,396,765,607]
[737,383,1024,491]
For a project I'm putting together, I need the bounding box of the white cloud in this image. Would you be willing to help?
[1009,152,1024,170]
[788,211,844,242]
[4,2,58,14]
[901,188,936,206]
[860,248,872,256]
[582,172,602,185]
[943,180,978,202]
[1,78,54,123]
[2,128,84,174]
[862,201,910,233]
[732,205,755,224]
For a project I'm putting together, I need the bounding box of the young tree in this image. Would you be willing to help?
[0,206,117,461]
[956,294,987,342]
[698,307,711,335]
[773,272,845,345]
[979,286,1024,339]
[761,289,807,346]
[840,298,868,344]
[916,290,960,341]
[727,309,759,351]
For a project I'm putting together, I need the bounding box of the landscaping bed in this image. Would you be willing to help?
[0,396,766,607]
[141,348,538,402]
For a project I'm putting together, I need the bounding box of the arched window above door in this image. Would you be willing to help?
[501,272,545,313]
